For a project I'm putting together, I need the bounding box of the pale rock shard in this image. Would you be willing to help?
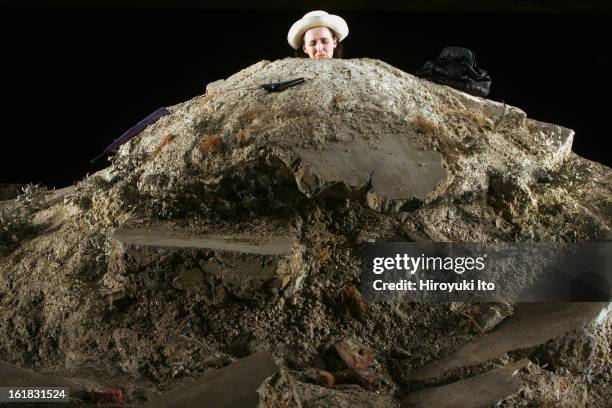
[0,361,84,397]
[410,302,611,381]
[206,79,226,94]
[108,224,306,300]
[144,352,301,408]
[402,359,530,408]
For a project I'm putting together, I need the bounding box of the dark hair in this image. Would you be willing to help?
[294,28,344,58]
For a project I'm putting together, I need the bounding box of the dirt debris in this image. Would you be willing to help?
[0,58,610,406]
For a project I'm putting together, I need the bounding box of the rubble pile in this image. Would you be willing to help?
[0,58,610,406]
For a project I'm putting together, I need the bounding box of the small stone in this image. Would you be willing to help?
[214,286,226,302]
[205,79,226,94]
[334,339,375,369]
[474,303,512,333]
[393,347,411,359]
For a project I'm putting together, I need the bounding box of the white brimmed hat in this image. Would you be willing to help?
[287,10,349,50]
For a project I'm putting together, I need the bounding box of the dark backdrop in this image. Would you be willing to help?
[1,6,610,187]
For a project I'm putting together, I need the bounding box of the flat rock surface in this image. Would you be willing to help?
[108,222,306,299]
[402,359,530,408]
[0,361,83,396]
[143,352,295,408]
[112,226,295,255]
[411,302,611,381]
[292,133,448,210]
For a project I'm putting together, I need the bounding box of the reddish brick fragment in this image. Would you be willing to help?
[87,387,124,404]
[335,368,382,391]
[316,369,335,387]
[341,285,369,317]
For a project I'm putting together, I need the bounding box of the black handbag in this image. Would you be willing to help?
[416,47,491,97]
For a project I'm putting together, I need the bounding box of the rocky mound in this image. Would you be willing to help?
[0,58,610,407]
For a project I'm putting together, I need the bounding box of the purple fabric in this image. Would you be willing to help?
[92,107,170,162]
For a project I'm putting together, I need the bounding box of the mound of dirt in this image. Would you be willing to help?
[1,58,610,407]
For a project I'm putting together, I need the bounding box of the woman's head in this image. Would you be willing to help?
[288,11,348,59]
[295,26,343,59]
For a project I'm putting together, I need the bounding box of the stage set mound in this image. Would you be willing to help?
[1,58,610,407]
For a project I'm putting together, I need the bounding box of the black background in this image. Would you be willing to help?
[1,4,611,188]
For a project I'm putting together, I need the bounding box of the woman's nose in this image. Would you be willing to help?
[316,42,325,51]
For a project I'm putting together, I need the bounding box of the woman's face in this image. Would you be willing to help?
[302,27,337,59]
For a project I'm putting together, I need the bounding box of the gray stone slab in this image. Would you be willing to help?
[112,227,294,256]
[0,361,83,396]
[144,352,300,408]
[402,359,530,408]
[411,302,611,381]
[109,225,306,299]
[292,133,447,212]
